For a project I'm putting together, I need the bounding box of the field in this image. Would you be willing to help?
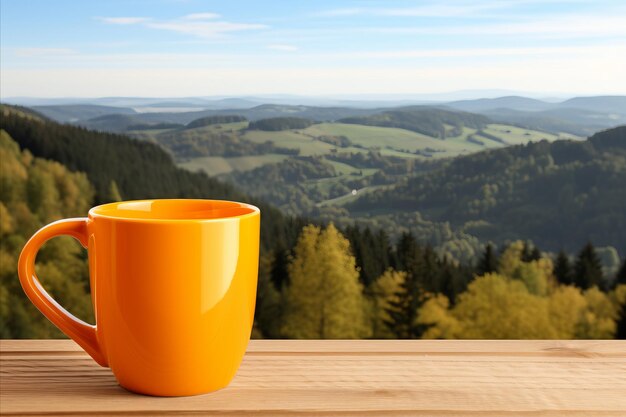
[131,119,580,210]
[179,154,288,175]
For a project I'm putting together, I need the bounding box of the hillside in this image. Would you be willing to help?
[338,107,489,138]
[346,126,626,254]
[186,114,247,129]
[447,96,626,136]
[76,104,380,132]
[12,95,626,139]
[0,106,305,252]
[482,108,626,136]
[447,96,553,112]
[33,104,136,123]
[248,117,316,131]
[560,96,626,113]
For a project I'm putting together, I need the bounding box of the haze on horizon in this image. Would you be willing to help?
[1,0,626,98]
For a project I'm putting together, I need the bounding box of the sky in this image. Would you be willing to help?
[1,0,626,98]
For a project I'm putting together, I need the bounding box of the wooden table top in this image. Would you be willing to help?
[1,340,625,416]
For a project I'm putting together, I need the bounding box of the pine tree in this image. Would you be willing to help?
[420,245,439,293]
[394,231,418,273]
[521,241,532,262]
[530,246,542,262]
[370,268,405,338]
[521,241,541,262]
[553,250,573,285]
[383,232,428,338]
[477,243,498,276]
[616,302,626,340]
[574,242,604,289]
[616,258,626,287]
[384,268,426,339]
[281,224,369,339]
[270,247,290,290]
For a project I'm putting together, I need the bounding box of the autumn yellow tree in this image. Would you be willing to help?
[418,294,461,339]
[452,273,557,338]
[369,268,405,338]
[281,223,370,339]
[0,131,94,338]
[419,241,623,340]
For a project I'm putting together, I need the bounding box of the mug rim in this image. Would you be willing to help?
[89,199,260,223]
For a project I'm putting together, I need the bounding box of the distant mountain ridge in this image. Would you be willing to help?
[6,95,625,136]
[32,104,137,123]
[446,95,626,113]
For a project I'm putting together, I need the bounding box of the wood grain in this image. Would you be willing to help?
[1,340,625,416]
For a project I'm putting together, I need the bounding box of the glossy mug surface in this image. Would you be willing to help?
[18,199,260,396]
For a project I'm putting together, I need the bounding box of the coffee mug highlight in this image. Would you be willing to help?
[18,199,260,396]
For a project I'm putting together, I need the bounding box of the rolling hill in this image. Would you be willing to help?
[345,125,626,254]
[447,96,554,112]
[74,104,380,132]
[14,95,625,139]
[0,105,306,252]
[338,107,489,138]
[32,104,137,123]
[447,95,626,136]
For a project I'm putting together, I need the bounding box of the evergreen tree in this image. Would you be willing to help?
[281,224,369,339]
[553,250,573,285]
[521,241,541,262]
[254,255,282,338]
[617,302,626,340]
[270,247,290,290]
[420,245,439,293]
[369,268,405,338]
[530,246,542,262]
[384,268,426,339]
[477,243,498,275]
[574,242,604,289]
[395,232,420,273]
[616,258,626,287]
[344,225,391,287]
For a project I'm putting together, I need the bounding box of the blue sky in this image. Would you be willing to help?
[1,0,625,97]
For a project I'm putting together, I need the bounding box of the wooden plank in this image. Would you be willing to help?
[1,340,625,416]
[3,339,625,356]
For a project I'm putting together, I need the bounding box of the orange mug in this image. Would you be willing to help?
[18,199,260,396]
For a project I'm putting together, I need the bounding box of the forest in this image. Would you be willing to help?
[248,117,316,131]
[339,107,489,138]
[1,106,625,339]
[347,126,626,255]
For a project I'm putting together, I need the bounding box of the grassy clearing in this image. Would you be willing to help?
[243,129,337,156]
[482,124,560,144]
[178,154,288,176]
[176,121,569,181]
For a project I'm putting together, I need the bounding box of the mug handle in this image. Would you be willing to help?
[18,218,108,367]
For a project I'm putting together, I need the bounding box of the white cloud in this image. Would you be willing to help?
[267,44,298,51]
[183,13,221,20]
[13,48,77,57]
[98,17,150,25]
[97,14,267,38]
[146,21,267,38]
